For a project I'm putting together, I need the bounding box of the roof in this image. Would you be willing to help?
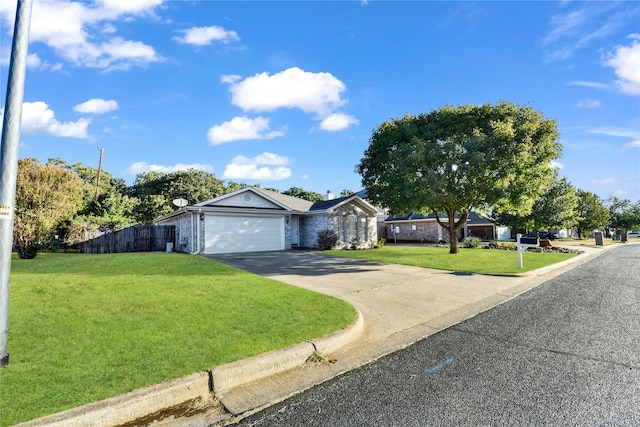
[386,212,439,221]
[155,187,377,223]
[386,211,496,225]
[310,194,378,215]
[253,188,315,211]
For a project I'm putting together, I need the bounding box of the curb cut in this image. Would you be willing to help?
[15,308,364,427]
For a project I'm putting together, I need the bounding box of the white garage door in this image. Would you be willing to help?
[204,215,285,254]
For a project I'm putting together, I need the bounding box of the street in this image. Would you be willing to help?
[233,244,640,426]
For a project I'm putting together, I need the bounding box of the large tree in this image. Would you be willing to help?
[128,169,228,223]
[608,197,640,232]
[282,186,324,202]
[13,158,84,258]
[357,101,562,253]
[574,190,610,238]
[527,176,578,235]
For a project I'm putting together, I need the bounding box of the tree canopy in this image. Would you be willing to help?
[608,197,640,232]
[357,101,562,253]
[282,186,324,202]
[527,176,578,233]
[13,159,84,258]
[574,190,609,238]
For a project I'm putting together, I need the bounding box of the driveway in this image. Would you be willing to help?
[204,250,546,344]
[203,248,602,417]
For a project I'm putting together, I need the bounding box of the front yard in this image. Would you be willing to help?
[1,253,355,426]
[322,244,580,274]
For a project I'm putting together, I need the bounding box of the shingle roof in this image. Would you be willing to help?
[309,195,353,211]
[252,188,315,211]
[386,211,496,224]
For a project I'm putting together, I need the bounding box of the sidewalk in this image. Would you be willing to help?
[17,245,612,427]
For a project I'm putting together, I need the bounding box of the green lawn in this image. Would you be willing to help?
[321,245,579,274]
[0,253,356,426]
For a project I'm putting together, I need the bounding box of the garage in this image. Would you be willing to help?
[204,214,285,254]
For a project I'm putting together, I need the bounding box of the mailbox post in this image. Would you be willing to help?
[516,233,539,269]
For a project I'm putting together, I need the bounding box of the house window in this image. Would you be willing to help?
[361,217,368,241]
[340,214,358,242]
[347,214,356,240]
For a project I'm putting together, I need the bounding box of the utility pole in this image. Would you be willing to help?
[0,0,34,368]
[94,146,104,201]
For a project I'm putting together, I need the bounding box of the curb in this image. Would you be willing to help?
[15,308,364,427]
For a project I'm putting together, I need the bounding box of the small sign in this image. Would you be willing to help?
[0,205,12,218]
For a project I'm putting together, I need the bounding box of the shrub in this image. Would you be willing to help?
[373,238,386,249]
[317,229,339,250]
[462,236,482,248]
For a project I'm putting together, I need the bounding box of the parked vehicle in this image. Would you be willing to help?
[524,231,558,240]
[628,232,640,238]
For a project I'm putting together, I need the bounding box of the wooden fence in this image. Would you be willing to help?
[80,225,176,254]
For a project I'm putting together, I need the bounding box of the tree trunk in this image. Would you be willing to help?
[448,210,459,254]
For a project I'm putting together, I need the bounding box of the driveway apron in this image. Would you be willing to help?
[205,250,542,346]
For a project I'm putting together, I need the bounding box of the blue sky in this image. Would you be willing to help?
[1,0,639,203]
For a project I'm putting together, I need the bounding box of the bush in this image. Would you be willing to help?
[373,238,386,249]
[462,236,482,248]
[317,229,339,250]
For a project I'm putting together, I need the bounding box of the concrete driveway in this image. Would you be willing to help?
[204,248,603,417]
[205,249,555,354]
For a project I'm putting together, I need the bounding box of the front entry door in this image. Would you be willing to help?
[290,216,300,246]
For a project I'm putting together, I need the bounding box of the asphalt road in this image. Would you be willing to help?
[232,244,640,426]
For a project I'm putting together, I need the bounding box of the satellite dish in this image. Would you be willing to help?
[172,198,188,208]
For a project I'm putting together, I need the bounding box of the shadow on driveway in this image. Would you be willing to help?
[203,250,382,277]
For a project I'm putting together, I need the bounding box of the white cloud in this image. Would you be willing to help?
[224,67,347,117]
[220,74,241,84]
[551,160,564,170]
[94,0,164,16]
[174,26,239,46]
[575,98,601,108]
[206,116,285,145]
[568,81,612,90]
[126,161,213,175]
[588,126,640,139]
[0,0,163,70]
[588,126,640,150]
[625,140,640,148]
[319,113,359,131]
[222,152,292,181]
[605,39,640,95]
[74,98,119,114]
[0,101,91,138]
[543,2,633,61]
[590,178,619,186]
[232,152,291,166]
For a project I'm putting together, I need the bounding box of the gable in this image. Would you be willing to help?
[201,191,285,210]
[310,195,378,216]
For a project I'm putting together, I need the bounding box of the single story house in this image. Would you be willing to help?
[153,187,378,254]
[384,211,509,243]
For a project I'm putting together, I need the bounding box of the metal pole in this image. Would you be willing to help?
[0,0,34,368]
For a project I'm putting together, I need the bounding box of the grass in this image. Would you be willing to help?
[0,253,356,426]
[321,244,580,274]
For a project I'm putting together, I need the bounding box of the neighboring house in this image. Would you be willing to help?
[384,211,509,243]
[465,212,510,240]
[153,187,378,254]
